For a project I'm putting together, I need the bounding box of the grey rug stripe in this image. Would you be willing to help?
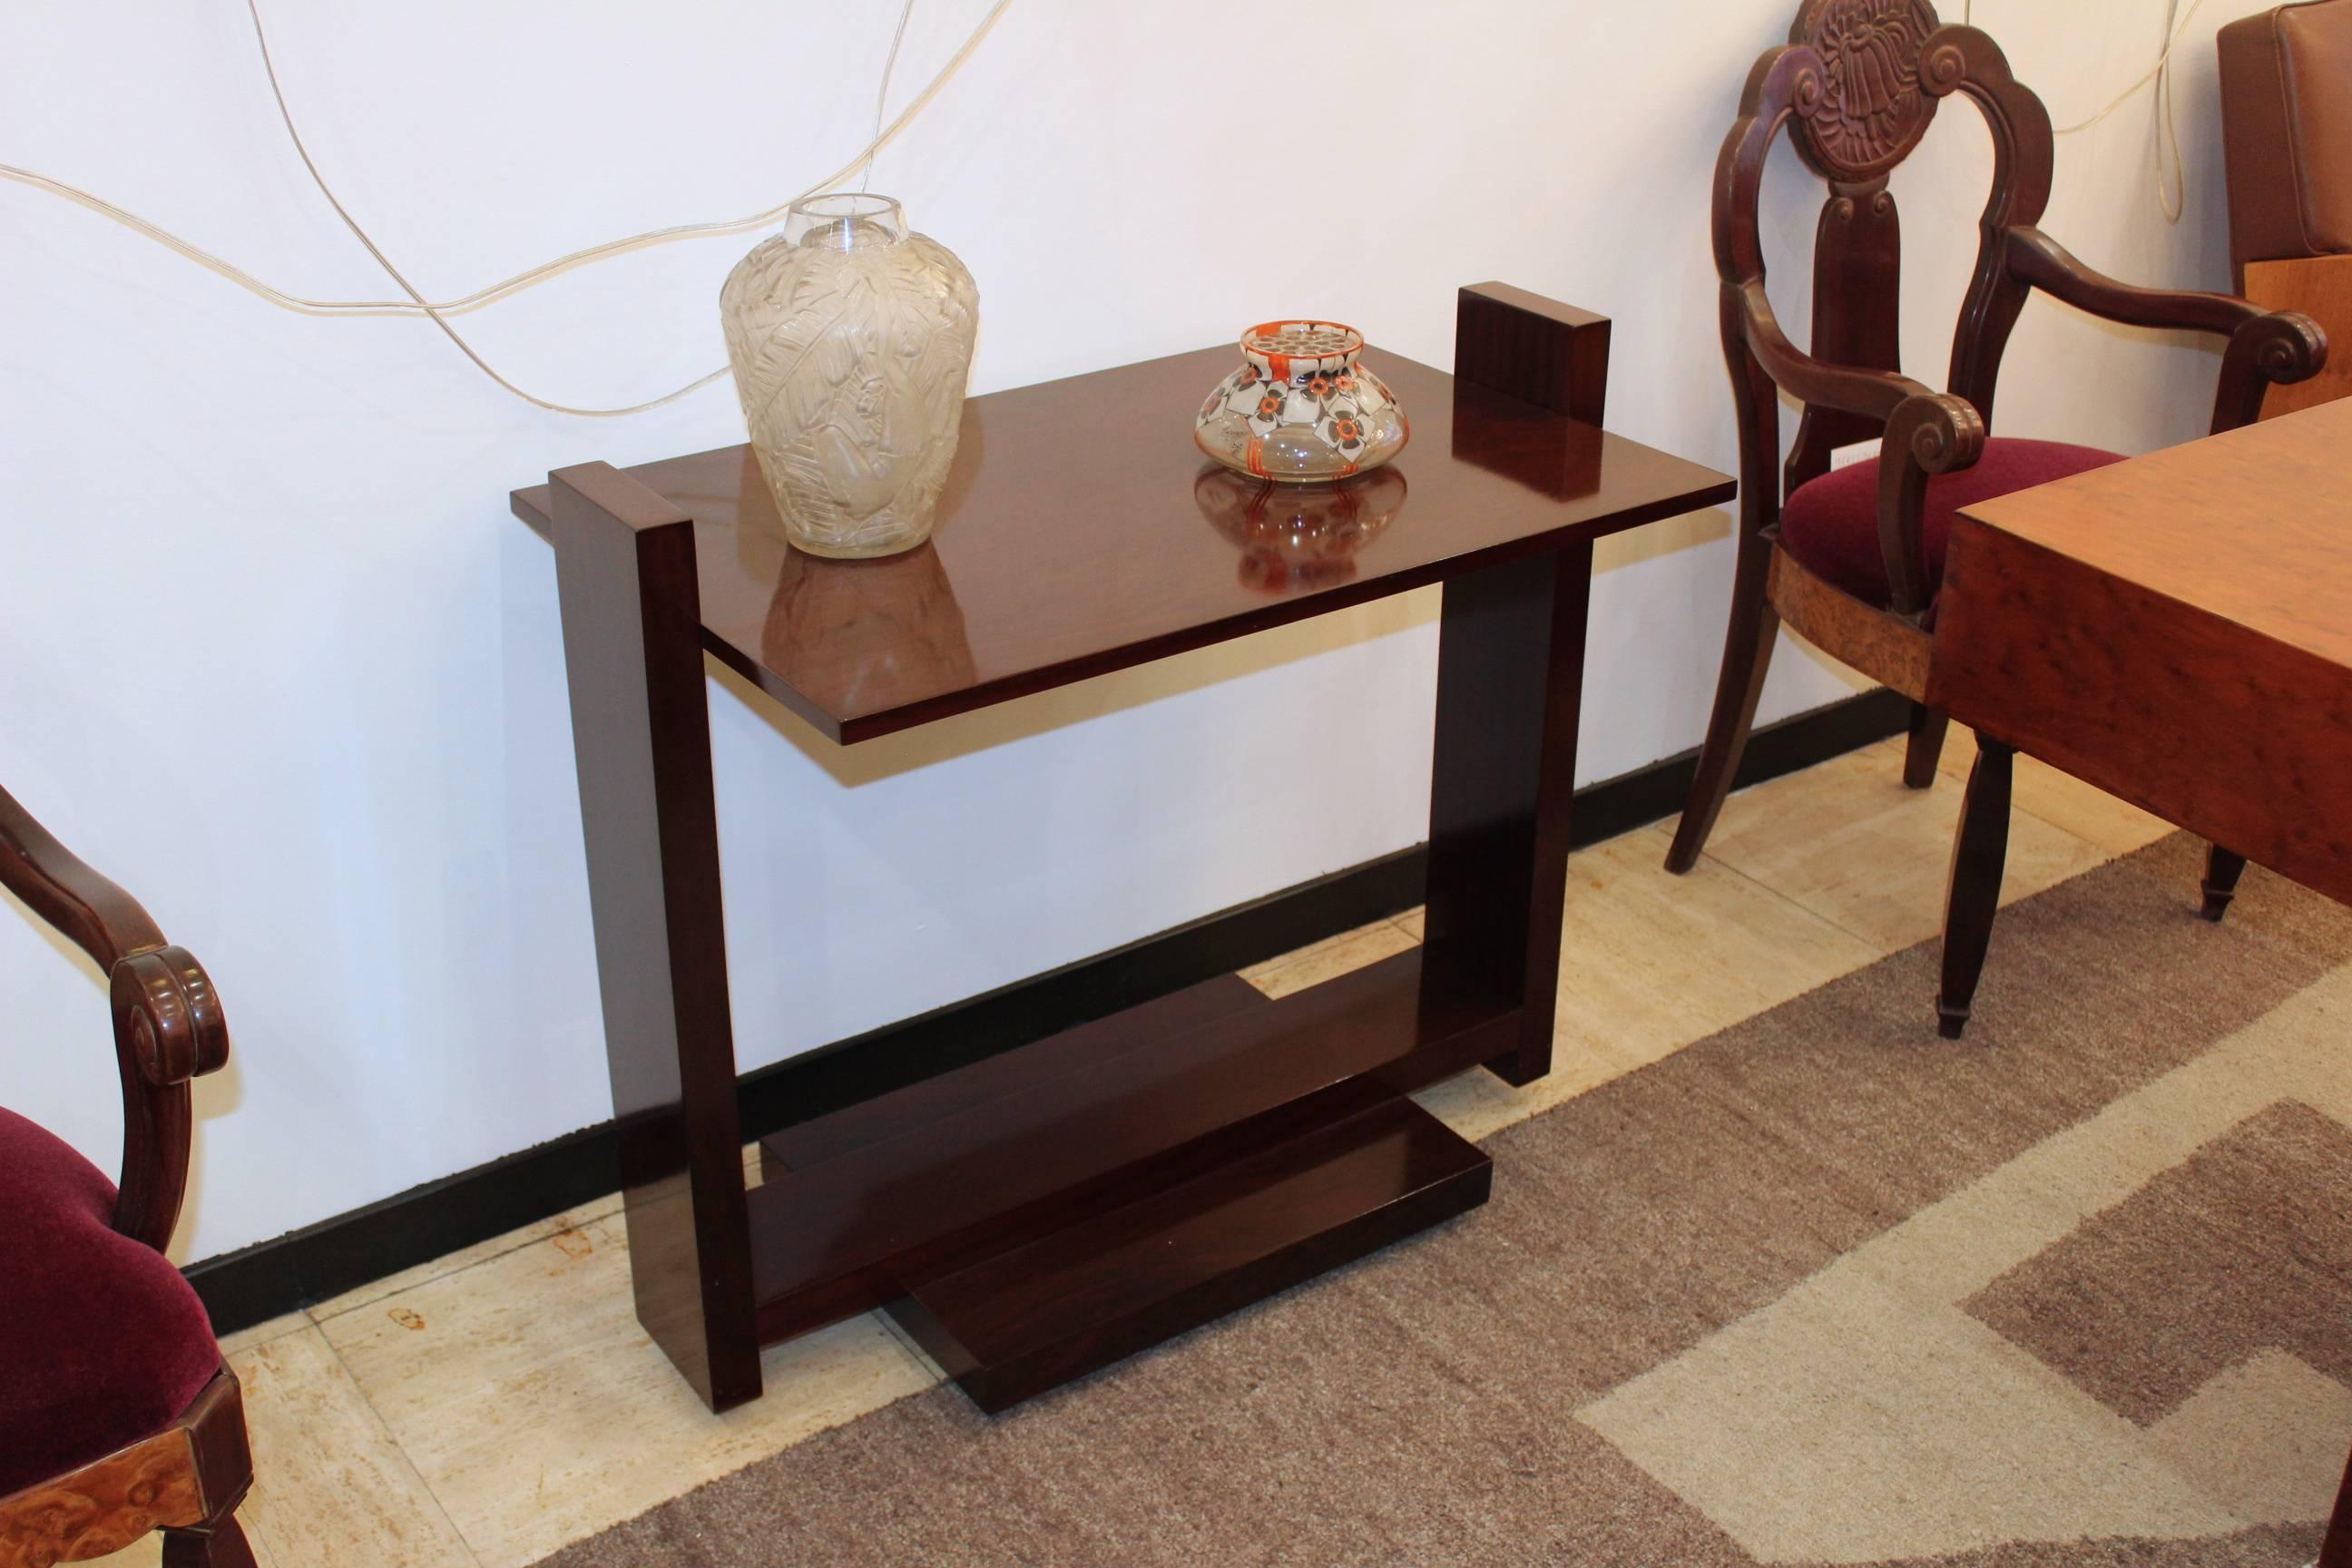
[542,835,2352,1567]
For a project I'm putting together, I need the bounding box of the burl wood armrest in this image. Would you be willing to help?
[0,783,228,1249]
[1733,279,1985,615]
[2005,228,2328,430]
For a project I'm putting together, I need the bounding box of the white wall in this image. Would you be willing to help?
[0,0,2271,1262]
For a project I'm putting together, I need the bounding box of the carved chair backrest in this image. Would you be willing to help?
[1715,0,2056,501]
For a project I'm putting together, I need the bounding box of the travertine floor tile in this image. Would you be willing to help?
[1240,916,1417,999]
[1938,725,2173,858]
[214,1310,309,1360]
[1414,1037,1632,1144]
[1556,825,1884,1070]
[1703,740,2111,952]
[238,1323,476,1568]
[83,1326,430,1568]
[309,1196,625,1322]
[318,1212,936,1568]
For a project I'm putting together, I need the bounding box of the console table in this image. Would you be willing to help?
[512,283,1734,1414]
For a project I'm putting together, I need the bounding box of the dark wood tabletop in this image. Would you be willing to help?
[514,344,1732,744]
[1932,398,2352,906]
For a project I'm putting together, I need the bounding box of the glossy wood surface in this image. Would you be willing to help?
[760,975,1269,1172]
[1455,282,1611,424]
[1423,545,1588,1086]
[1419,286,1611,1086]
[749,948,1513,1348]
[1932,401,2352,908]
[531,282,1699,1412]
[548,465,761,1412]
[890,1092,1489,1412]
[514,343,1729,744]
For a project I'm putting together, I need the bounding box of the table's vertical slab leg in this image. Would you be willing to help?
[549,462,761,1412]
[1424,545,1593,1086]
[1423,284,1611,1087]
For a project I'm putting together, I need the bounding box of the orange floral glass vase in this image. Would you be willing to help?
[1192,320,1408,483]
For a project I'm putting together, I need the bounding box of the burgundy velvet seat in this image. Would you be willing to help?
[1777,437,2125,609]
[0,779,255,1564]
[0,1105,222,1499]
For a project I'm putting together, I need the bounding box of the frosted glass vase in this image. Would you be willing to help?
[720,194,980,558]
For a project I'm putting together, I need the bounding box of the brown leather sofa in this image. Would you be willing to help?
[2220,0,2352,416]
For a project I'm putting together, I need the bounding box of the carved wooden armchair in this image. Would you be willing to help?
[1665,0,2325,1034]
[0,786,255,1567]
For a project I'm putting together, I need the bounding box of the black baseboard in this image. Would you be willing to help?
[186,686,1908,1333]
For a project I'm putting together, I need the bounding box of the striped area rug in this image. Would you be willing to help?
[544,833,2352,1567]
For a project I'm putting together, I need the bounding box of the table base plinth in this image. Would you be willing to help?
[889,1092,1487,1412]
[749,950,1509,1407]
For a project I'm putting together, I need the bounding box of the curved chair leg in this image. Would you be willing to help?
[163,1513,259,1568]
[1902,703,1949,789]
[1666,535,1779,874]
[1938,738,2014,1040]
[2200,846,2249,923]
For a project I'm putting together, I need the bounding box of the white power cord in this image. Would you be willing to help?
[860,0,922,195]
[1966,0,2210,223]
[2049,0,2205,222]
[0,0,1017,415]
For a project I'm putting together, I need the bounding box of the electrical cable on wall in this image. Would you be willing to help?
[860,0,921,195]
[0,0,1016,415]
[0,0,2210,414]
[1972,0,2209,222]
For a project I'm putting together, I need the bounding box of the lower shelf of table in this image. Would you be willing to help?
[749,947,1514,1408]
[888,1091,1488,1410]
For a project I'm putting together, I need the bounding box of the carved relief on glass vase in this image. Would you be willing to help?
[720,193,980,558]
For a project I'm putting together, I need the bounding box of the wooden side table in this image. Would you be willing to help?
[513,284,1733,1414]
[1929,397,2352,1032]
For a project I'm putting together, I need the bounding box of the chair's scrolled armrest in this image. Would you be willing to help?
[2007,227,2328,429]
[1735,280,1938,424]
[112,945,230,1087]
[1883,391,1988,475]
[0,784,167,972]
[2224,306,2328,387]
[1875,392,1987,618]
[2007,228,2265,337]
[2212,309,2328,430]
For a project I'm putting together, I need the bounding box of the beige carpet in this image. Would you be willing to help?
[541,835,2352,1566]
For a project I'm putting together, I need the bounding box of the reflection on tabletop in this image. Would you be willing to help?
[754,539,978,718]
[1193,466,1408,594]
[1448,380,1604,502]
